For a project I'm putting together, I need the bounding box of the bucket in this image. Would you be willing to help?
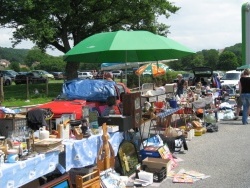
[169,99,178,108]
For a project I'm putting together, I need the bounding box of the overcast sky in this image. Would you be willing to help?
[0,0,247,56]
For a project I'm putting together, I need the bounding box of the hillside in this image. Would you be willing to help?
[0,47,29,63]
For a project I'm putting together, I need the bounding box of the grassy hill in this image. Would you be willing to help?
[0,47,29,63]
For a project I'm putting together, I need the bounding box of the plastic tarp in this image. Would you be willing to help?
[62,79,117,102]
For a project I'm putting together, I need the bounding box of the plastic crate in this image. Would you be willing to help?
[142,165,166,182]
[139,149,161,160]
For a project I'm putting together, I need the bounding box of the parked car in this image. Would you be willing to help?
[78,72,93,79]
[112,70,123,78]
[0,70,19,81]
[213,71,224,80]
[0,74,12,86]
[220,70,241,92]
[15,72,47,84]
[31,70,54,80]
[190,67,213,86]
[50,72,65,80]
[95,71,105,79]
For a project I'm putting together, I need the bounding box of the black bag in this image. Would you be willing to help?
[205,122,218,132]
[159,134,188,153]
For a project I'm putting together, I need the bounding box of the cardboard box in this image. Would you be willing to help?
[142,157,172,173]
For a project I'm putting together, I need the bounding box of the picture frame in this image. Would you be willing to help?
[40,173,73,188]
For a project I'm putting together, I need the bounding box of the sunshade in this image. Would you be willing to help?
[236,64,250,70]
[135,62,169,77]
[64,30,195,63]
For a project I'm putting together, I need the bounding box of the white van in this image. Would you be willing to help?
[220,70,241,91]
[78,72,93,79]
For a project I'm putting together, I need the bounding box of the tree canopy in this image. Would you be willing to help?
[0,0,179,79]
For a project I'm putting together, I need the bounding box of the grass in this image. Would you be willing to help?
[1,80,64,107]
[1,78,129,107]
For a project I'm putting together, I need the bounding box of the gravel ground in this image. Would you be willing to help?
[141,117,250,188]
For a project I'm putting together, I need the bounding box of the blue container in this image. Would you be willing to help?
[140,149,161,160]
[169,99,178,108]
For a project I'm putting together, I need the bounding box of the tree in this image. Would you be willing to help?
[217,51,239,71]
[9,62,20,72]
[202,49,219,69]
[0,0,179,80]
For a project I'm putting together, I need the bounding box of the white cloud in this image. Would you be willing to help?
[160,0,247,52]
[0,28,63,56]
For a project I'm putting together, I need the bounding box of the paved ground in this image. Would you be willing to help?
[141,117,250,188]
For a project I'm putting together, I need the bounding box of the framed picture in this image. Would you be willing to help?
[40,173,73,188]
[117,140,140,176]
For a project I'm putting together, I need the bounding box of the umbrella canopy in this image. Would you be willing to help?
[236,64,250,70]
[64,30,195,63]
[135,62,169,77]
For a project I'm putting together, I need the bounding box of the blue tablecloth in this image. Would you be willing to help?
[0,151,60,188]
[156,107,180,118]
[61,132,123,172]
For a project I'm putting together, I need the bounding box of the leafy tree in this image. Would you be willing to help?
[0,0,179,80]
[224,43,242,66]
[217,51,239,71]
[190,53,204,68]
[202,49,219,69]
[25,48,48,67]
[9,62,20,72]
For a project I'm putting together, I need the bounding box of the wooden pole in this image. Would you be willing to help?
[26,77,29,100]
[46,78,48,96]
[0,77,4,102]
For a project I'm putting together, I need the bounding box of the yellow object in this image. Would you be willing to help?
[194,129,203,136]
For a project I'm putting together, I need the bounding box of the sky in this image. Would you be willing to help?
[0,0,248,56]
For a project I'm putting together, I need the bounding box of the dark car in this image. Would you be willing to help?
[50,72,65,80]
[0,74,12,86]
[191,66,213,86]
[95,71,105,79]
[0,70,18,81]
[15,72,47,85]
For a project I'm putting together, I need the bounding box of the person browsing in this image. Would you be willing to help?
[239,68,250,125]
[176,74,187,97]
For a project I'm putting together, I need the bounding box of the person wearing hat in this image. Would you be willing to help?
[176,74,187,97]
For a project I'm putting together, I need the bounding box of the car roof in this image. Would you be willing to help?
[192,66,213,77]
[225,70,242,73]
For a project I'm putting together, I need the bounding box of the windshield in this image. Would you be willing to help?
[221,73,240,80]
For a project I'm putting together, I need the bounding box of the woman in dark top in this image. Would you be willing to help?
[239,68,250,125]
[176,74,187,97]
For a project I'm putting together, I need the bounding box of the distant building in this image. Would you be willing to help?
[0,59,10,68]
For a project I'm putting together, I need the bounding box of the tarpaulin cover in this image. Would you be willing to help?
[62,79,117,102]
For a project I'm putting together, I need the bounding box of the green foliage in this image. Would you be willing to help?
[127,71,179,88]
[0,47,28,63]
[0,0,179,80]
[9,62,20,72]
[217,51,239,71]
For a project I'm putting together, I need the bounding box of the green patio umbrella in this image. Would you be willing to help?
[64,30,195,63]
[236,64,250,70]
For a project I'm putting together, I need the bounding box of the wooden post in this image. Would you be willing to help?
[46,78,48,96]
[0,77,4,102]
[26,77,29,100]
